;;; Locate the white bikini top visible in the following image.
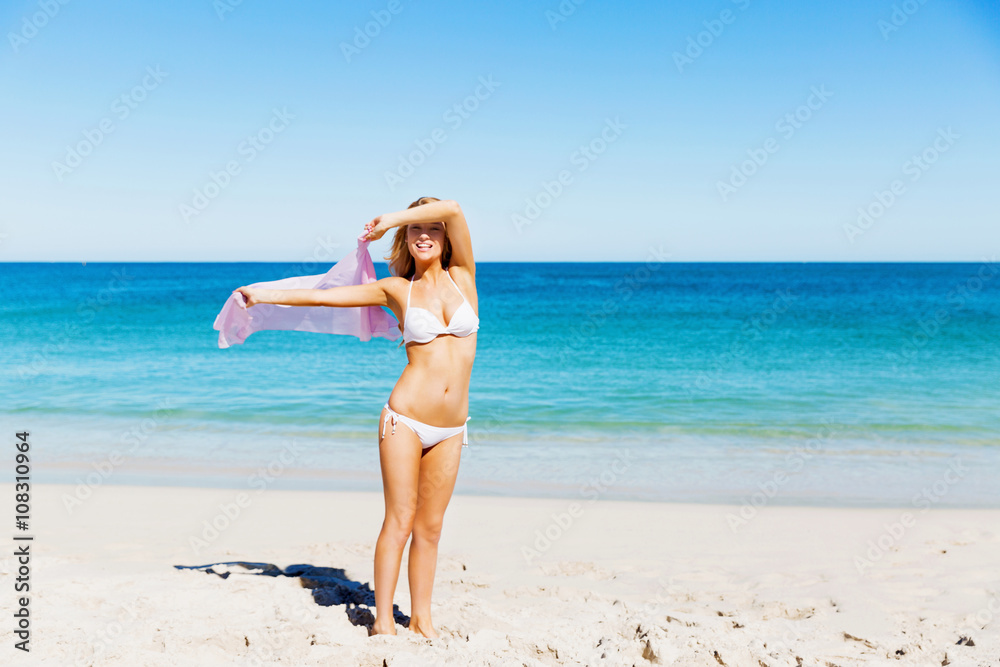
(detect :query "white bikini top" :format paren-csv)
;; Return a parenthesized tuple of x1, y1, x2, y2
(402, 271, 480, 345)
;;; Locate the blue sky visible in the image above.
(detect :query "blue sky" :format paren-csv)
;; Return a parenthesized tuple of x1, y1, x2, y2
(1, 0, 998, 261)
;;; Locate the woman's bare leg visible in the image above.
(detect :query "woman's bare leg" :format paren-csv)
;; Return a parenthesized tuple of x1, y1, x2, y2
(407, 433, 463, 638)
(371, 408, 421, 636)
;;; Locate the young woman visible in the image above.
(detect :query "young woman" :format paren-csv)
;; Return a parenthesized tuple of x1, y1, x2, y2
(234, 197, 478, 639)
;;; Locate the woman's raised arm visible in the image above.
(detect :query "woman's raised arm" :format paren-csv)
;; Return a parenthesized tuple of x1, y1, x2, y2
(367, 199, 475, 273)
(235, 278, 391, 309)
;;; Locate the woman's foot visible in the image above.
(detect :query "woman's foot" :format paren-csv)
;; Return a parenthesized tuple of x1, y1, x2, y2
(407, 616, 439, 639)
(369, 619, 397, 636)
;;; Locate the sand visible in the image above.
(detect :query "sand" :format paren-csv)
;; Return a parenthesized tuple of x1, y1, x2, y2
(1, 482, 997, 666)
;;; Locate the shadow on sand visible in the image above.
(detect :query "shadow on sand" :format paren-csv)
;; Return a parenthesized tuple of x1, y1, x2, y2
(173, 561, 409, 633)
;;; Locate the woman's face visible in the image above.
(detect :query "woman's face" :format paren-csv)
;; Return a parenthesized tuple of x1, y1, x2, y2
(406, 222, 446, 263)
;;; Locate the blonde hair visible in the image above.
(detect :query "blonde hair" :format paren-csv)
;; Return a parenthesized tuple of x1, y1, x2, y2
(384, 196, 453, 279)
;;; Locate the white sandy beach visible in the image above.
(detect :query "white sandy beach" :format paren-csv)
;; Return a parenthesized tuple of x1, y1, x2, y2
(1, 482, 997, 666)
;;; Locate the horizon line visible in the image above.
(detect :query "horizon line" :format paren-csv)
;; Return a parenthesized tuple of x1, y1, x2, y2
(1, 259, 997, 265)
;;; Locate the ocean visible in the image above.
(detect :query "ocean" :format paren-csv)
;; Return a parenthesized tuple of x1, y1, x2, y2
(2, 260, 998, 507)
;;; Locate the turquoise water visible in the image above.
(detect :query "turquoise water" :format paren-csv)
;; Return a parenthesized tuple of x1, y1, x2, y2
(2, 261, 998, 506)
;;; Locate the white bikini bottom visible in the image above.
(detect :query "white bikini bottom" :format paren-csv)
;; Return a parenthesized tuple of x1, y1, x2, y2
(382, 403, 469, 449)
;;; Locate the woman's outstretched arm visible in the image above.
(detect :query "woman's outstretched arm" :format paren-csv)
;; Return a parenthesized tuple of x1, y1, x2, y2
(366, 199, 475, 273)
(234, 278, 391, 309)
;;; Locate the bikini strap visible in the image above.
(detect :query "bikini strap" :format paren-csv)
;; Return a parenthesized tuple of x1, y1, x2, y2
(382, 405, 397, 438)
(445, 270, 468, 303)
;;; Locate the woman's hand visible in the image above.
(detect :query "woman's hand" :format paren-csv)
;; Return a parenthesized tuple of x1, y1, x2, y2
(364, 215, 389, 241)
(233, 286, 265, 308)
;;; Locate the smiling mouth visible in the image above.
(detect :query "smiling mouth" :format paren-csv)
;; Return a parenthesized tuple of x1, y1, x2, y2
(415, 242, 433, 250)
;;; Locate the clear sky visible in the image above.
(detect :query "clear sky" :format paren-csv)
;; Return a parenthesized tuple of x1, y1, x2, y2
(1, 0, 998, 262)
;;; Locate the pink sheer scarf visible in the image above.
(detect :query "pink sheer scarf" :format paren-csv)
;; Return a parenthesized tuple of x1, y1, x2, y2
(213, 234, 401, 348)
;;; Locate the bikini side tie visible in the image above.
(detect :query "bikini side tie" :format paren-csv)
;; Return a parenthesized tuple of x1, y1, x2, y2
(382, 410, 397, 438)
